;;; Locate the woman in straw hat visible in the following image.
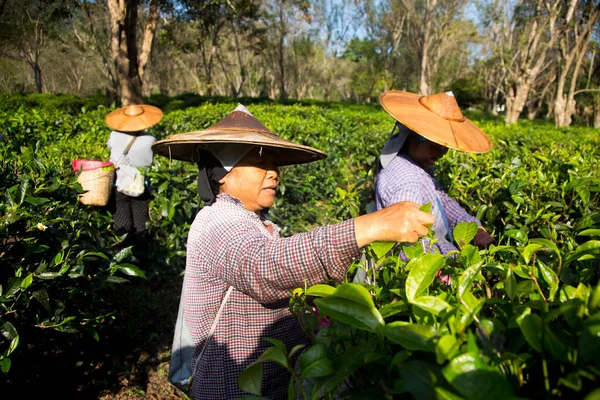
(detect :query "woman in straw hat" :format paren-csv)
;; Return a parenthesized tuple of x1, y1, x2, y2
(152, 105, 434, 399)
(105, 104, 163, 258)
(375, 90, 496, 256)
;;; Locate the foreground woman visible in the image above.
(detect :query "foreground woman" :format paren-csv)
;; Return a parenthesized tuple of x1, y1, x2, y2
(152, 105, 434, 399)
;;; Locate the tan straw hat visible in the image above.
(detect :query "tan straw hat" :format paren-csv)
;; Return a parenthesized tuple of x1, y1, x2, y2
(105, 104, 164, 132)
(379, 90, 492, 153)
(152, 105, 326, 166)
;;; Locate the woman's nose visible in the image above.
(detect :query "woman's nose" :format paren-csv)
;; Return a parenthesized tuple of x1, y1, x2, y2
(433, 143, 448, 156)
(267, 165, 280, 180)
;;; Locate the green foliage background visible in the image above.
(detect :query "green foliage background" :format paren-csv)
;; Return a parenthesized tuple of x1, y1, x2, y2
(0, 93, 598, 397)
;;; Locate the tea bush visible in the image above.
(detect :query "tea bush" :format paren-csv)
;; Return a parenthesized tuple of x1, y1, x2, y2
(236, 118, 600, 397)
(0, 96, 598, 399)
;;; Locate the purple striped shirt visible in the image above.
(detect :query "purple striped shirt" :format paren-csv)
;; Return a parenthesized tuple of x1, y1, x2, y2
(184, 194, 360, 399)
(375, 154, 480, 255)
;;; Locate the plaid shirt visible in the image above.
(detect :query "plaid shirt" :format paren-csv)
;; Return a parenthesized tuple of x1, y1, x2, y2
(375, 154, 480, 255)
(184, 194, 360, 399)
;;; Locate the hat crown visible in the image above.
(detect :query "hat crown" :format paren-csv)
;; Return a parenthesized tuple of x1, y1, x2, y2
(211, 111, 276, 135)
(418, 92, 465, 122)
(123, 105, 145, 117)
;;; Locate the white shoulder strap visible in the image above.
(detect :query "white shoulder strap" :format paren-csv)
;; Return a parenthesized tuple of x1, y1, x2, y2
(190, 286, 234, 377)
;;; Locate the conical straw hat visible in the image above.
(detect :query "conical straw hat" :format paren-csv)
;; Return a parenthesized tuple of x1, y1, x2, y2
(105, 104, 164, 132)
(152, 105, 326, 166)
(379, 91, 492, 153)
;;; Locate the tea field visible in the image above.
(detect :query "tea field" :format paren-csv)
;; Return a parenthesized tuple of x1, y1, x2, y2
(0, 94, 599, 398)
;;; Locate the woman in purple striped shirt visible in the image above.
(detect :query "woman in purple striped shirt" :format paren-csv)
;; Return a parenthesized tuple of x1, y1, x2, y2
(375, 90, 496, 255)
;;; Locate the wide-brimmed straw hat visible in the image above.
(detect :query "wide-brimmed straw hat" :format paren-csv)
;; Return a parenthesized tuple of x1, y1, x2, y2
(152, 105, 326, 166)
(105, 104, 164, 132)
(379, 91, 492, 153)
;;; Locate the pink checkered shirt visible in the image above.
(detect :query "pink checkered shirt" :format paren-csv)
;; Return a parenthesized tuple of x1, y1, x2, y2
(184, 194, 360, 399)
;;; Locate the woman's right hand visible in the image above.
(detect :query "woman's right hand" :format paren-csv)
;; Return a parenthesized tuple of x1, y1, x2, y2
(353, 201, 434, 248)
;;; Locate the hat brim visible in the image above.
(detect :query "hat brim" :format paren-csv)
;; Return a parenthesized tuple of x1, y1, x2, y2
(152, 129, 326, 166)
(105, 105, 164, 132)
(379, 91, 492, 153)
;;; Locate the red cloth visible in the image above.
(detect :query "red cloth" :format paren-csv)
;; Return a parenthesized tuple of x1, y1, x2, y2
(72, 159, 113, 172)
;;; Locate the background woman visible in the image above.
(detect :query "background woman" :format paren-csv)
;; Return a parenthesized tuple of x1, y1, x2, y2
(105, 104, 163, 260)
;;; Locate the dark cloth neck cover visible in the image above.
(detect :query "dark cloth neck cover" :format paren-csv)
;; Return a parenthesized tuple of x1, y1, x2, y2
(197, 149, 229, 206)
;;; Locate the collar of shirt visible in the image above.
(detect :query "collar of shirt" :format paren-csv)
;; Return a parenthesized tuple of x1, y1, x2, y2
(215, 193, 280, 236)
(397, 153, 439, 189)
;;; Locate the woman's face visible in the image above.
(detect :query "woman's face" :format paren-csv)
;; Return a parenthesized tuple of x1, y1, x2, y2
(406, 135, 449, 170)
(219, 147, 280, 214)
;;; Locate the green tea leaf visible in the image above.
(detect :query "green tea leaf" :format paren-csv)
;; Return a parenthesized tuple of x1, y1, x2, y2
(578, 229, 600, 237)
(38, 272, 61, 280)
(537, 262, 558, 301)
(113, 246, 133, 263)
(84, 251, 110, 260)
(505, 267, 517, 300)
(256, 346, 288, 369)
(436, 335, 459, 364)
(238, 362, 263, 396)
(0, 321, 18, 340)
(20, 274, 33, 290)
(305, 284, 335, 298)
(399, 360, 444, 399)
(299, 343, 333, 378)
(370, 241, 396, 260)
(412, 296, 450, 315)
(25, 196, 50, 206)
(379, 300, 409, 318)
(383, 322, 439, 352)
(453, 222, 479, 250)
(263, 338, 286, 354)
(116, 264, 147, 279)
(458, 262, 483, 299)
(504, 230, 527, 244)
(528, 238, 561, 260)
(517, 311, 542, 353)
(54, 251, 64, 266)
(522, 243, 543, 264)
(405, 254, 445, 301)
(314, 296, 383, 332)
(0, 357, 11, 373)
(105, 276, 130, 284)
(566, 240, 600, 263)
(578, 313, 600, 365)
(442, 353, 515, 400)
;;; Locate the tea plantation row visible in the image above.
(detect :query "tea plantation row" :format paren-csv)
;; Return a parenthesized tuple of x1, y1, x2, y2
(0, 96, 598, 398)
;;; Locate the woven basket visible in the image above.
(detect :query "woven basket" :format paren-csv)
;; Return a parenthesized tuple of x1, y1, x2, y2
(76, 165, 115, 206)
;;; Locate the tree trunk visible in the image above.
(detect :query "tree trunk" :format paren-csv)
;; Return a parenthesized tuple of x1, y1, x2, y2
(107, 0, 159, 106)
(527, 99, 537, 120)
(553, 1, 599, 127)
(231, 20, 246, 97)
(33, 62, 42, 93)
(503, 0, 560, 125)
(418, 0, 436, 95)
(277, 2, 287, 100)
(505, 80, 530, 124)
(594, 100, 600, 128)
